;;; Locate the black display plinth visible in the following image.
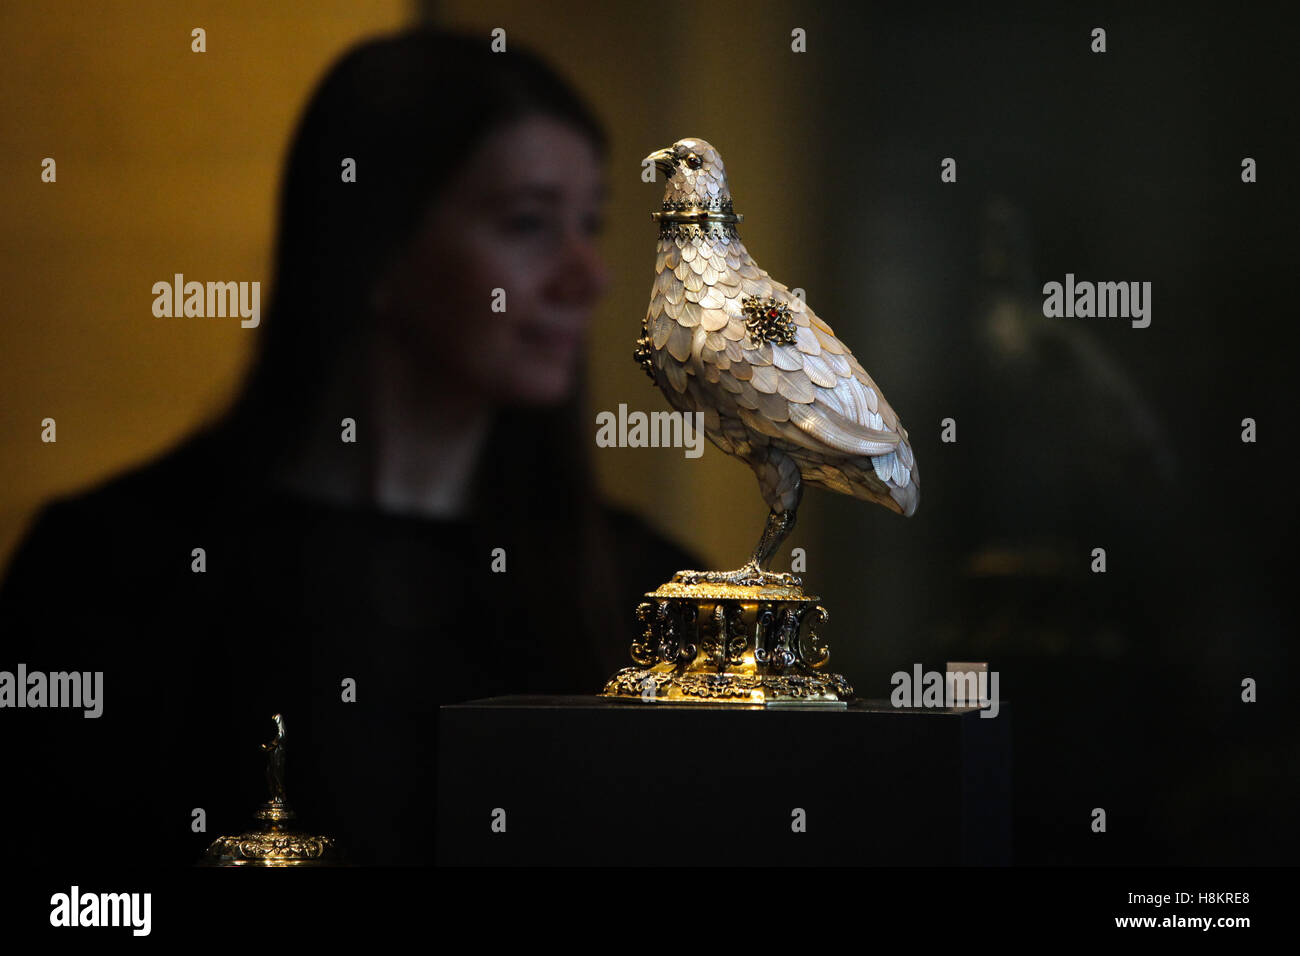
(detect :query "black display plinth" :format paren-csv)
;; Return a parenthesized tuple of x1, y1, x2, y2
(435, 695, 1011, 865)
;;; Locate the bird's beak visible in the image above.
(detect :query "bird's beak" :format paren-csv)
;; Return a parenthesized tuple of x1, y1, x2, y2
(643, 147, 676, 179)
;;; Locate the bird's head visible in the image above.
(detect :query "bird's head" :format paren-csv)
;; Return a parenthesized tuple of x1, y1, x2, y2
(643, 137, 731, 205)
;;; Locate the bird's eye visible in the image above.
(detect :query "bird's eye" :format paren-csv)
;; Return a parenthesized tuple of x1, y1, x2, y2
(686, 154, 702, 169)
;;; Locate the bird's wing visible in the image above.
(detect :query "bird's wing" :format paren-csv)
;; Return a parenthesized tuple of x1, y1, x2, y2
(695, 275, 911, 460)
(648, 234, 917, 512)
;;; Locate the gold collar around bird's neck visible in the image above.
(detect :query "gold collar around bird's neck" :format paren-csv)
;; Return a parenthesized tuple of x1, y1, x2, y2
(652, 197, 744, 241)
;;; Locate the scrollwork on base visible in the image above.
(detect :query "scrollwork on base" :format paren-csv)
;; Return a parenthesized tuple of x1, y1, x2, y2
(602, 667, 853, 703)
(203, 831, 338, 864)
(601, 580, 852, 705)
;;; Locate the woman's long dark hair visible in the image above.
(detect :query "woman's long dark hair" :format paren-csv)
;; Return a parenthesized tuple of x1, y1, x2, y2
(199, 27, 625, 686)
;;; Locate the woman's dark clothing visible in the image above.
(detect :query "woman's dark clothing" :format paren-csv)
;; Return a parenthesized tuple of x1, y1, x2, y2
(0, 433, 699, 864)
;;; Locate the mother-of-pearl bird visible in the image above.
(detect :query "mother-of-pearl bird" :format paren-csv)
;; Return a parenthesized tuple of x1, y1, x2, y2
(637, 137, 918, 587)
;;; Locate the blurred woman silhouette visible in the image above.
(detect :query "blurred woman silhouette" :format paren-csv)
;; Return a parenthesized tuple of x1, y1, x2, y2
(0, 27, 698, 864)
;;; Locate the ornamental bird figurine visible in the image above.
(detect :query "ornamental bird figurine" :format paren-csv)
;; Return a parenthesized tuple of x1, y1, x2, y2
(637, 137, 919, 588)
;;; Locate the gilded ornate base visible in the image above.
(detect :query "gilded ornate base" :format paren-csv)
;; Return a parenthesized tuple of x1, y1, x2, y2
(600, 580, 854, 706)
(198, 800, 340, 867)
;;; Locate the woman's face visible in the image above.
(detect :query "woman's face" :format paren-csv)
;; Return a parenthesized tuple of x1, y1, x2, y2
(376, 115, 610, 406)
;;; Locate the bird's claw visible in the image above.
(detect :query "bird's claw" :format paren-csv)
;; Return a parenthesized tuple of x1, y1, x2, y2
(672, 564, 802, 588)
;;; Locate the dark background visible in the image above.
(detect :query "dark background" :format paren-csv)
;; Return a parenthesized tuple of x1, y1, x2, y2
(800, 2, 1297, 864)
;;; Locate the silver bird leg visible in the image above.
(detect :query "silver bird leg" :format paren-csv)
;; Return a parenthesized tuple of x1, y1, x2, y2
(673, 506, 802, 587)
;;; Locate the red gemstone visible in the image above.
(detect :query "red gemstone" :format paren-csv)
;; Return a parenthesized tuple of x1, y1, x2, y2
(768, 308, 777, 318)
